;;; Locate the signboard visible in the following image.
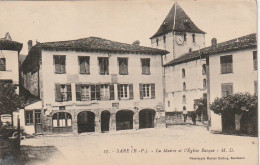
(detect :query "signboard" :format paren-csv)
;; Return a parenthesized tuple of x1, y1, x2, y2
(1, 114, 12, 125)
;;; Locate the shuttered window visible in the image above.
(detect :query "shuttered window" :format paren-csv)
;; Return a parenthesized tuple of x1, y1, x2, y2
(221, 83, 233, 97)
(54, 55, 66, 74)
(79, 56, 90, 74)
(220, 55, 233, 74)
(0, 58, 6, 71)
(141, 58, 150, 75)
(100, 84, 110, 100)
(117, 84, 133, 100)
(76, 84, 90, 101)
(139, 83, 155, 99)
(99, 57, 109, 75)
(109, 84, 114, 100)
(55, 84, 72, 102)
(253, 51, 257, 70)
(118, 58, 128, 75)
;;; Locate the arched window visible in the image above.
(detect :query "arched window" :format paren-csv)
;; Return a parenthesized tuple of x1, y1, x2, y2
(52, 112, 72, 127)
(184, 33, 187, 41)
(183, 106, 186, 111)
(202, 64, 206, 75)
(203, 79, 207, 88)
(182, 68, 185, 78)
(183, 82, 186, 91)
(182, 95, 186, 104)
(192, 34, 196, 43)
(156, 38, 159, 46)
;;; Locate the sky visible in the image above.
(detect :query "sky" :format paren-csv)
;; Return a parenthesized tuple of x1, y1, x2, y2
(0, 0, 257, 55)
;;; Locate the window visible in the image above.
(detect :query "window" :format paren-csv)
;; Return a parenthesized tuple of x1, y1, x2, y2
(163, 35, 166, 43)
(220, 55, 233, 74)
(52, 112, 72, 127)
(189, 48, 192, 52)
(254, 81, 257, 95)
(221, 83, 233, 97)
(141, 58, 150, 75)
(54, 55, 66, 74)
(35, 110, 41, 124)
(118, 58, 128, 75)
(25, 111, 33, 125)
(203, 79, 207, 88)
(55, 84, 72, 102)
(183, 106, 186, 110)
(0, 58, 6, 71)
(100, 84, 110, 100)
(168, 101, 170, 107)
(182, 95, 186, 104)
(156, 38, 159, 46)
(192, 34, 195, 43)
(203, 93, 207, 100)
(253, 51, 257, 70)
(76, 84, 91, 101)
(202, 64, 206, 75)
(183, 82, 186, 91)
(79, 56, 90, 74)
(99, 57, 109, 75)
(184, 33, 187, 41)
(182, 68, 185, 78)
(78, 84, 114, 101)
(118, 84, 133, 100)
(139, 83, 155, 99)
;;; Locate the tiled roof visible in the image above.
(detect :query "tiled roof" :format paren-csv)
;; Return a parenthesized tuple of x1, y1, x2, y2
(150, 3, 205, 39)
(35, 37, 169, 55)
(0, 38, 23, 53)
(164, 33, 257, 66)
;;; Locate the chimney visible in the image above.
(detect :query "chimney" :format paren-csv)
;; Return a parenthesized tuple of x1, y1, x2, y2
(28, 40, 33, 52)
(211, 38, 217, 47)
(133, 40, 140, 46)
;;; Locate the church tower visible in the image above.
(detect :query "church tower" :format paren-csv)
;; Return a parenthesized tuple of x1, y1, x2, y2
(150, 2, 206, 65)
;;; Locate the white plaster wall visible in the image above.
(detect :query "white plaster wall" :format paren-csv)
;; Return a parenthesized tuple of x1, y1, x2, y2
(13, 109, 35, 135)
(209, 48, 258, 131)
(151, 32, 205, 65)
(40, 50, 164, 112)
(164, 59, 206, 112)
(0, 50, 19, 85)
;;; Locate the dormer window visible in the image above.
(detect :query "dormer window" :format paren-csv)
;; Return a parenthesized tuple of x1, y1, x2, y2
(192, 34, 196, 43)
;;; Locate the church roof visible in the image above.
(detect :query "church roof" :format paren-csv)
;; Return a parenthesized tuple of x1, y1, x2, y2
(150, 3, 205, 39)
(36, 36, 169, 55)
(164, 33, 257, 66)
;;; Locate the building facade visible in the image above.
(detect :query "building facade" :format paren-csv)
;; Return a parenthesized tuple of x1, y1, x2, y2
(0, 32, 23, 93)
(150, 3, 206, 124)
(208, 33, 257, 132)
(20, 37, 168, 134)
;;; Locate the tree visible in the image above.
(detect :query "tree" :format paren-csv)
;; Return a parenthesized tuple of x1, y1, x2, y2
(210, 92, 257, 116)
(0, 82, 24, 115)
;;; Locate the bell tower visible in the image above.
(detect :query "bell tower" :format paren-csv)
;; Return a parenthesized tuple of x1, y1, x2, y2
(150, 2, 206, 65)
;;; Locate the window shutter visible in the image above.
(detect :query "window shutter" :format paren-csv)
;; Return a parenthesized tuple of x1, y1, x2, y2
(66, 84, 72, 101)
(76, 84, 81, 101)
(99, 58, 105, 75)
(79, 57, 86, 74)
(151, 83, 155, 99)
(96, 84, 101, 100)
(117, 84, 121, 100)
(55, 84, 62, 102)
(109, 84, 114, 100)
(125, 59, 128, 75)
(54, 56, 61, 74)
(61, 56, 66, 73)
(85, 57, 90, 74)
(139, 83, 143, 99)
(105, 58, 109, 75)
(129, 84, 134, 99)
(91, 85, 96, 100)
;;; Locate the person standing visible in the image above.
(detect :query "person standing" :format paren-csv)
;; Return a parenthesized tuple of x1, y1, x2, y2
(183, 106, 188, 123)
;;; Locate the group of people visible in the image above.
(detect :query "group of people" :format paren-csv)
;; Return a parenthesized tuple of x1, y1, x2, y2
(182, 103, 204, 125)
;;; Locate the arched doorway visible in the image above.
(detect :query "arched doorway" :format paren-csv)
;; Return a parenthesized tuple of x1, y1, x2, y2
(116, 110, 134, 131)
(101, 110, 111, 132)
(139, 109, 156, 129)
(77, 111, 95, 133)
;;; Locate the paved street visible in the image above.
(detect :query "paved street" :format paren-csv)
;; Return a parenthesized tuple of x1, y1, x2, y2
(21, 125, 258, 165)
